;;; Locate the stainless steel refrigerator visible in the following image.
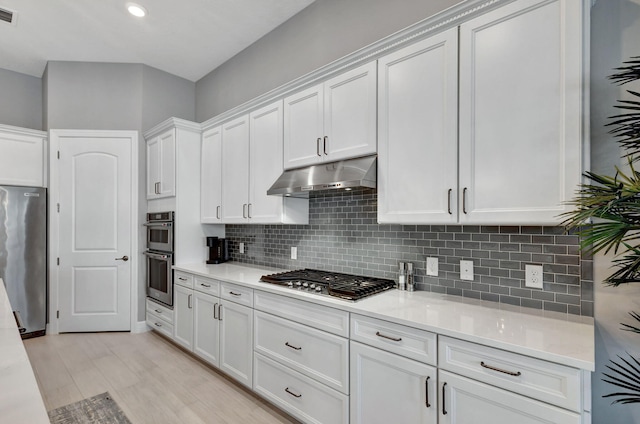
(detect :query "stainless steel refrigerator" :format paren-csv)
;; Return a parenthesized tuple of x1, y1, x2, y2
(0, 185, 47, 338)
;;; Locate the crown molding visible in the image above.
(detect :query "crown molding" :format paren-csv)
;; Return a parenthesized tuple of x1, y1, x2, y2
(143, 117, 202, 139)
(0, 123, 47, 138)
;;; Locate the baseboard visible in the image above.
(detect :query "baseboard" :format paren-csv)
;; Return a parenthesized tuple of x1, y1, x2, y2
(132, 320, 150, 334)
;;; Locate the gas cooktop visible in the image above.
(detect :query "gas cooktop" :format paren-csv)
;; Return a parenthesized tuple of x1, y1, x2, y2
(260, 269, 396, 301)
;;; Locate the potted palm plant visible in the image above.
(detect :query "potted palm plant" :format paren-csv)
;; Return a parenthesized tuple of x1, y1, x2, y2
(563, 56, 640, 404)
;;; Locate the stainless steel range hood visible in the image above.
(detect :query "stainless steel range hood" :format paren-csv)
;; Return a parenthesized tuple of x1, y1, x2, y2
(267, 155, 377, 197)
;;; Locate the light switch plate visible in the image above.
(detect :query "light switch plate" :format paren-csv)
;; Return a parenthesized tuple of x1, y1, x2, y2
(291, 246, 297, 260)
(426, 257, 439, 276)
(239, 242, 245, 254)
(525, 264, 544, 289)
(460, 260, 474, 281)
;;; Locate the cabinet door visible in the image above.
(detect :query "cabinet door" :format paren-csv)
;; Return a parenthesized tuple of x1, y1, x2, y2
(350, 341, 437, 424)
(193, 291, 220, 367)
(219, 300, 253, 388)
(0, 129, 45, 187)
(458, 0, 583, 224)
(146, 136, 161, 199)
(173, 285, 193, 351)
(221, 115, 250, 223)
(249, 101, 284, 223)
(324, 61, 377, 161)
(158, 129, 176, 197)
(377, 28, 459, 224)
(439, 371, 580, 424)
(283, 84, 324, 169)
(201, 126, 223, 223)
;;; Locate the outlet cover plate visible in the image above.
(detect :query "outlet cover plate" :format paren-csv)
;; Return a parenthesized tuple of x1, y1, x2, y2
(426, 257, 439, 276)
(525, 264, 543, 289)
(291, 246, 297, 260)
(460, 260, 474, 281)
(239, 242, 245, 254)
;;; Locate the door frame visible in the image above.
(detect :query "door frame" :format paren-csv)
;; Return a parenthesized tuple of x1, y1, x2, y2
(48, 129, 139, 334)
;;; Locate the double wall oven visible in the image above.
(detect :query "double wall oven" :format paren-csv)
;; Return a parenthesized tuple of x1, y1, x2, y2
(144, 211, 174, 307)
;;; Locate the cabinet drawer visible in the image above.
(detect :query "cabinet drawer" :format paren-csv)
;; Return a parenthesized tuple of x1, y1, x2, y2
(194, 276, 220, 297)
(439, 336, 582, 412)
(254, 353, 348, 424)
(220, 282, 253, 307)
(254, 311, 349, 394)
(174, 271, 194, 289)
(351, 314, 437, 366)
(146, 298, 173, 325)
(254, 290, 349, 337)
(146, 313, 174, 339)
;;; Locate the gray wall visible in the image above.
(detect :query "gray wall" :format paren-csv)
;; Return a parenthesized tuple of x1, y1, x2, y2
(0, 68, 43, 130)
(44, 61, 196, 322)
(195, 0, 462, 121)
(591, 1, 640, 422)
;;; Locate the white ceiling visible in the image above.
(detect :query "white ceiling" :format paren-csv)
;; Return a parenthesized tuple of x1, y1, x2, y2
(0, 0, 314, 82)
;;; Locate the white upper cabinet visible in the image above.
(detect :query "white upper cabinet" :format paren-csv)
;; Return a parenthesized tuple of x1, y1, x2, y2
(377, 27, 459, 224)
(458, 0, 583, 224)
(200, 126, 223, 223)
(146, 128, 176, 199)
(221, 115, 250, 223)
(284, 61, 377, 169)
(0, 124, 47, 188)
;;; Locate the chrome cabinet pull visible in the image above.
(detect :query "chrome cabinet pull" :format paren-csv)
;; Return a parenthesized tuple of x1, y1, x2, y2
(462, 187, 468, 214)
(285, 342, 302, 351)
(216, 205, 221, 219)
(115, 255, 129, 261)
(229, 291, 241, 297)
(376, 331, 402, 342)
(316, 138, 322, 156)
(213, 303, 218, 320)
(188, 294, 192, 309)
(425, 376, 431, 408)
(480, 361, 522, 377)
(200, 283, 211, 288)
(154, 309, 162, 314)
(442, 382, 447, 415)
(323, 136, 328, 155)
(447, 189, 452, 215)
(243, 204, 247, 218)
(154, 322, 162, 327)
(178, 277, 187, 281)
(285, 387, 302, 398)
(248, 203, 252, 218)
(218, 304, 222, 321)
(155, 182, 160, 194)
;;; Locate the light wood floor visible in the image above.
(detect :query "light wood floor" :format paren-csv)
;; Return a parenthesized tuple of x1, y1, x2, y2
(23, 331, 299, 424)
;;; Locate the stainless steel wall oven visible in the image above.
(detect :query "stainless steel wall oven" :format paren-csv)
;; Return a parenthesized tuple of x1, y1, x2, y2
(144, 211, 174, 307)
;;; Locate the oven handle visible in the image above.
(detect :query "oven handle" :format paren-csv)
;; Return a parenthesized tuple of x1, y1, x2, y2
(143, 222, 173, 227)
(143, 251, 171, 260)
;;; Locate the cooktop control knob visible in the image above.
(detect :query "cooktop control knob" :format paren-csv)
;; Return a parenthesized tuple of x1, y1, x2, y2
(302, 282, 309, 288)
(287, 282, 293, 287)
(309, 283, 316, 289)
(315, 286, 322, 292)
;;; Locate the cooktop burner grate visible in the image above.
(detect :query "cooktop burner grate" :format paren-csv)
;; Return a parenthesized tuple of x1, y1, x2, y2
(260, 269, 396, 301)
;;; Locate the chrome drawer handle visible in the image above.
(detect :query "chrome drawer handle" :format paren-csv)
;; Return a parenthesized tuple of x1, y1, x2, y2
(480, 361, 522, 377)
(200, 283, 211, 288)
(425, 376, 431, 408)
(285, 342, 302, 351)
(376, 331, 402, 342)
(442, 382, 447, 415)
(229, 291, 241, 296)
(178, 277, 187, 281)
(154, 322, 162, 327)
(285, 387, 302, 398)
(154, 309, 162, 314)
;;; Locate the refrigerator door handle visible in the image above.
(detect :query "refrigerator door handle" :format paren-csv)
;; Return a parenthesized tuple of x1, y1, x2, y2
(13, 311, 26, 334)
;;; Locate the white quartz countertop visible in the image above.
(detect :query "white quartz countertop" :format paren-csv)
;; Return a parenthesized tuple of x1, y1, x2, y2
(174, 262, 595, 371)
(0, 279, 49, 423)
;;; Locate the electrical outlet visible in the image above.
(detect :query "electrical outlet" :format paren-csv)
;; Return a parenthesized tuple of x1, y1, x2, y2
(525, 264, 544, 289)
(426, 257, 439, 276)
(239, 242, 244, 254)
(460, 260, 474, 281)
(291, 246, 297, 260)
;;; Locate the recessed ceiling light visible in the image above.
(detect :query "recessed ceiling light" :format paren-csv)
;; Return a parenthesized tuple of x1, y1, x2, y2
(126, 3, 147, 17)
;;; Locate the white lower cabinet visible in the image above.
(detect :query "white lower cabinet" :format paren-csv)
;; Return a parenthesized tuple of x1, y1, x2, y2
(439, 371, 580, 424)
(173, 284, 194, 350)
(219, 298, 253, 387)
(350, 341, 437, 424)
(145, 298, 174, 339)
(193, 290, 220, 366)
(254, 353, 349, 424)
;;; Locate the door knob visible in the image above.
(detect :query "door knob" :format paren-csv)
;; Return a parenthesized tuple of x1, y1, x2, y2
(116, 255, 129, 261)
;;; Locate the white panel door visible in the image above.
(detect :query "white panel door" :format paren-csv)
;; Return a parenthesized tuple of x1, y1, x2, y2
(350, 341, 437, 424)
(173, 284, 194, 350)
(439, 371, 580, 424)
(283, 84, 324, 169)
(324, 61, 377, 161)
(458, 0, 583, 224)
(249, 100, 284, 223)
(193, 291, 220, 366)
(221, 115, 250, 223)
(219, 299, 253, 388)
(57, 133, 133, 332)
(378, 28, 459, 224)
(201, 126, 223, 223)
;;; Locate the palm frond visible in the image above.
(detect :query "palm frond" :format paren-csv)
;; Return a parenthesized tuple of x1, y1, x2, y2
(621, 311, 640, 333)
(603, 354, 640, 404)
(610, 57, 640, 85)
